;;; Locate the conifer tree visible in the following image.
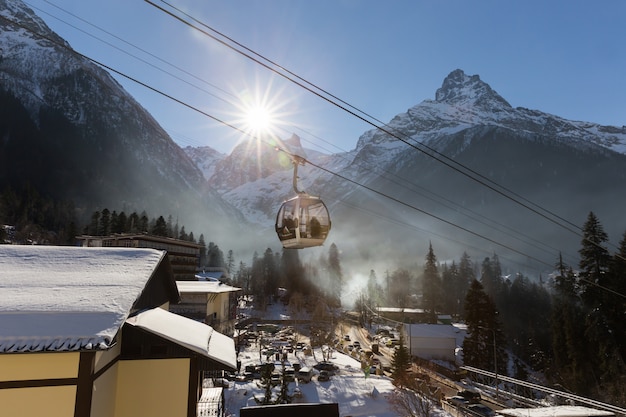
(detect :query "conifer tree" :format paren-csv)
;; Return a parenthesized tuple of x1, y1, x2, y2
(422, 242, 441, 316)
(151, 215, 167, 236)
(391, 332, 411, 386)
(462, 280, 507, 375)
(328, 243, 343, 307)
(608, 231, 626, 361)
(198, 234, 207, 266)
(578, 212, 611, 307)
(98, 208, 111, 236)
(457, 252, 475, 318)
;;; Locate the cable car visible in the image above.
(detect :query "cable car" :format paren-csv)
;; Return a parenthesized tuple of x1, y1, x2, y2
(275, 156, 331, 249)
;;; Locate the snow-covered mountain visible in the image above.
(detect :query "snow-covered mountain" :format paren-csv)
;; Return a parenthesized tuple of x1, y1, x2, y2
(3, 0, 626, 270)
(192, 70, 626, 270)
(0, 0, 244, 243)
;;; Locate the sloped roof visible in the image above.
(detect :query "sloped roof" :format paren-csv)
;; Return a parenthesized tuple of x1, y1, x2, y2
(126, 308, 236, 369)
(0, 245, 166, 353)
(176, 280, 241, 294)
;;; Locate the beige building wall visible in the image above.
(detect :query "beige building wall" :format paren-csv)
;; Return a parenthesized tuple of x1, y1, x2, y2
(0, 351, 79, 380)
(115, 358, 190, 417)
(92, 362, 119, 417)
(0, 352, 80, 417)
(0, 385, 77, 417)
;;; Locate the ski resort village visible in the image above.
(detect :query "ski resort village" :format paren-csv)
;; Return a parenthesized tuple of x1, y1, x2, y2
(1, 241, 623, 417)
(2, 1, 626, 417)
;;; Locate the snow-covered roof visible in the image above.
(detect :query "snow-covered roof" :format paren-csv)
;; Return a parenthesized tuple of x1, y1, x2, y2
(126, 308, 236, 369)
(196, 271, 225, 280)
(177, 280, 241, 294)
(499, 406, 614, 417)
(377, 307, 425, 314)
(405, 323, 459, 339)
(0, 245, 166, 353)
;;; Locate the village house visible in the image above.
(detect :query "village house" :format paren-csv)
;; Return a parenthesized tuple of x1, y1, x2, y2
(0, 245, 236, 417)
(171, 279, 242, 336)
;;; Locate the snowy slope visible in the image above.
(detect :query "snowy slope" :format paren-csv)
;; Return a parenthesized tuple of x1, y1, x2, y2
(193, 69, 626, 233)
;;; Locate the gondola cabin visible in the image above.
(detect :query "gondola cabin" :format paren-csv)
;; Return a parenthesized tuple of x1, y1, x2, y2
(276, 194, 331, 249)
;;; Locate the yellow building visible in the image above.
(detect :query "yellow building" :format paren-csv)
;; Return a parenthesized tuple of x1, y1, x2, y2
(0, 245, 236, 417)
(171, 280, 242, 336)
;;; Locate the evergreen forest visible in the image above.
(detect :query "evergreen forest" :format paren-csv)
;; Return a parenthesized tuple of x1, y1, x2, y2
(1, 187, 625, 405)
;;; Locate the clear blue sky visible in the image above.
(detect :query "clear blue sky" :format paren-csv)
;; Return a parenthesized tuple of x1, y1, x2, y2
(25, 0, 626, 155)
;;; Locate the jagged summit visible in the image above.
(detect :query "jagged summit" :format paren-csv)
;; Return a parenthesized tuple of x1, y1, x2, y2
(435, 69, 511, 110)
(0, 0, 69, 48)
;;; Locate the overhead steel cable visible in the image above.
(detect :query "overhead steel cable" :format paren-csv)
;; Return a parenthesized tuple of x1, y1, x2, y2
(274, 148, 554, 268)
(21, 1, 575, 264)
(0, 13, 554, 267)
(4, 13, 623, 299)
(31, 0, 605, 264)
(149, 0, 626, 261)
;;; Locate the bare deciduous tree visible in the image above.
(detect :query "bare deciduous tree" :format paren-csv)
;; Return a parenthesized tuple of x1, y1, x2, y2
(388, 386, 434, 417)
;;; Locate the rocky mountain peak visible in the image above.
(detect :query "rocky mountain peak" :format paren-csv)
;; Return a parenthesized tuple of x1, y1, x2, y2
(0, 0, 69, 48)
(435, 69, 511, 110)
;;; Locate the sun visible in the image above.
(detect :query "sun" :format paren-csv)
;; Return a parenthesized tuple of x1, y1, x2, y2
(245, 105, 275, 134)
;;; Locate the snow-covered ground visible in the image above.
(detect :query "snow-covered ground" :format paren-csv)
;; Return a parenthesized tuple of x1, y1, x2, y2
(224, 345, 400, 416)
(221, 301, 452, 417)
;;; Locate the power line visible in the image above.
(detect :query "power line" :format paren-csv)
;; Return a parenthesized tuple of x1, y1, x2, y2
(22, 0, 587, 266)
(0, 12, 553, 267)
(147, 0, 626, 263)
(4, 12, 624, 299)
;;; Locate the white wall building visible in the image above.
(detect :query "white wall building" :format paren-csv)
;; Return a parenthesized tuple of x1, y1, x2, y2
(403, 323, 458, 362)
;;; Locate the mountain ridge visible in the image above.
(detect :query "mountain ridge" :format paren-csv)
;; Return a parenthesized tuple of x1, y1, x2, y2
(0, 0, 246, 247)
(3, 0, 626, 272)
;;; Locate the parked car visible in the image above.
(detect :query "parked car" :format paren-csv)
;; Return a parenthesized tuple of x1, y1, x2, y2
(467, 404, 495, 417)
(344, 334, 350, 341)
(353, 341, 360, 348)
(447, 396, 469, 407)
(284, 367, 295, 382)
(296, 366, 313, 383)
(313, 362, 339, 374)
(318, 370, 330, 382)
(270, 372, 281, 386)
(457, 389, 481, 403)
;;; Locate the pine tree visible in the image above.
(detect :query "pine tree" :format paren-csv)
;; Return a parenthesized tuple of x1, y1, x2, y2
(98, 208, 111, 236)
(389, 269, 413, 308)
(89, 210, 100, 235)
(550, 255, 589, 394)
(226, 250, 235, 275)
(457, 252, 475, 319)
(151, 215, 168, 236)
(115, 211, 127, 233)
(391, 332, 411, 386)
(328, 243, 343, 307)
(578, 211, 610, 307)
(480, 255, 503, 300)
(462, 280, 507, 375)
(422, 242, 441, 316)
(198, 234, 207, 266)
(608, 231, 626, 362)
(441, 261, 460, 315)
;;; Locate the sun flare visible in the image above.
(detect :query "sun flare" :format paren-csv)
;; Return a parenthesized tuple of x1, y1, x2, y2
(245, 105, 274, 133)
